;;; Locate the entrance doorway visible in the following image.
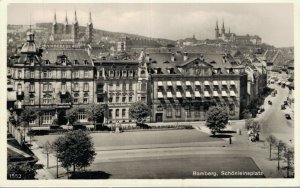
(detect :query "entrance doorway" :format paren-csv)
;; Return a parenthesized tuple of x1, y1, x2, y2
(155, 113, 163, 122)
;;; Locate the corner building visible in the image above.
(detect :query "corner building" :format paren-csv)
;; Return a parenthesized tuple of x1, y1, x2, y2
(146, 52, 248, 122)
(8, 32, 94, 127)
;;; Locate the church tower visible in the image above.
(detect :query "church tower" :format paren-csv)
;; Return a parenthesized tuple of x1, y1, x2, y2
(215, 20, 219, 39)
(86, 11, 93, 43)
(72, 10, 79, 43)
(64, 12, 70, 34)
(221, 19, 226, 35)
(52, 11, 58, 35)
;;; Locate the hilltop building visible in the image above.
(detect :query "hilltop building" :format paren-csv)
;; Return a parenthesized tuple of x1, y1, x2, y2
(45, 10, 94, 49)
(215, 20, 262, 45)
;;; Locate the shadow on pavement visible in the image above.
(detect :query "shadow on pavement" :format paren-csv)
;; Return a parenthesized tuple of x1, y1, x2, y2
(219, 130, 236, 134)
(210, 134, 232, 138)
(69, 171, 111, 179)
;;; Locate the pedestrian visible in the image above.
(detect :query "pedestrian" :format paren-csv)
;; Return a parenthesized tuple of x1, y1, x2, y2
(229, 137, 232, 144)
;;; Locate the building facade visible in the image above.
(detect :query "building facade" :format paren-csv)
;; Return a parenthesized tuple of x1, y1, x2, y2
(8, 32, 94, 127)
(93, 51, 149, 124)
(146, 52, 248, 122)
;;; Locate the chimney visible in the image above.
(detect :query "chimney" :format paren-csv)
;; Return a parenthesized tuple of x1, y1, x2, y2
(183, 52, 188, 61)
(171, 53, 175, 62)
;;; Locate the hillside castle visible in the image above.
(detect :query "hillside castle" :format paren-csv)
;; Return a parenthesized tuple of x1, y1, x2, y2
(215, 20, 262, 45)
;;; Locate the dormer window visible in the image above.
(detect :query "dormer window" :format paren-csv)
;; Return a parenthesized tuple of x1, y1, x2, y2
(30, 59, 34, 66)
(45, 60, 50, 65)
(84, 60, 89, 65)
(74, 60, 79, 65)
(62, 59, 66, 66)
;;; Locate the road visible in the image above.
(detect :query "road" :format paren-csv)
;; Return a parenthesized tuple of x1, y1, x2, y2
(258, 83, 294, 146)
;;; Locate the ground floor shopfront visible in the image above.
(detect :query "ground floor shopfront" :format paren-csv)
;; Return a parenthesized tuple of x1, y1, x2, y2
(151, 98, 240, 123)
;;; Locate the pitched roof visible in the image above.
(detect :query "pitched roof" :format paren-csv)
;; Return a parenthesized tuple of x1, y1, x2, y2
(147, 52, 243, 75)
(42, 49, 93, 66)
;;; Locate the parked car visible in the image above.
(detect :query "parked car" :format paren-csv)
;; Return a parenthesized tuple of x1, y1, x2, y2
(284, 101, 288, 105)
(268, 100, 272, 105)
(285, 114, 291, 120)
(281, 105, 286, 110)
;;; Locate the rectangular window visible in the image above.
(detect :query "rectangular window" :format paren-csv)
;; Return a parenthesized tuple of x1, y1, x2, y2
(75, 71, 80, 78)
(109, 97, 113, 103)
(122, 83, 126, 91)
(116, 83, 120, 90)
(30, 71, 35, 79)
(83, 97, 88, 104)
(166, 105, 172, 117)
(30, 98, 34, 105)
(109, 83, 113, 90)
(42, 112, 52, 124)
(122, 96, 126, 103)
(176, 105, 181, 117)
(78, 111, 87, 122)
(29, 84, 35, 92)
(74, 83, 79, 91)
(43, 96, 51, 104)
(43, 84, 47, 91)
(84, 83, 89, 91)
(116, 96, 120, 103)
(48, 84, 52, 91)
(61, 83, 66, 91)
(73, 98, 78, 104)
(129, 96, 132, 102)
(18, 70, 22, 78)
(129, 83, 133, 90)
(122, 109, 126, 117)
(109, 109, 113, 118)
(62, 71, 67, 78)
(116, 109, 120, 117)
(84, 71, 89, 78)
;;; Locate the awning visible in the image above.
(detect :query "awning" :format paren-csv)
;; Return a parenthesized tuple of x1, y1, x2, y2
(195, 91, 201, 98)
(167, 91, 173, 98)
(213, 81, 219, 85)
(195, 81, 201, 86)
(222, 81, 227, 85)
(185, 91, 192, 98)
(176, 91, 182, 98)
(167, 81, 172, 86)
(230, 81, 235, 85)
(213, 91, 219, 97)
(157, 92, 163, 98)
(204, 91, 210, 97)
(230, 90, 236, 97)
(222, 90, 228, 97)
(204, 81, 210, 86)
(158, 81, 163, 87)
(7, 91, 17, 101)
(176, 81, 182, 86)
(185, 81, 191, 86)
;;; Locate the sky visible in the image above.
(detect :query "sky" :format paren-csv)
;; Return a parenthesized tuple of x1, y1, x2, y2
(7, 3, 294, 47)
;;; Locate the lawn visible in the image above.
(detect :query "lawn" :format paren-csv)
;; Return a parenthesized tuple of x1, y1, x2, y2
(34, 129, 222, 148)
(77, 155, 264, 179)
